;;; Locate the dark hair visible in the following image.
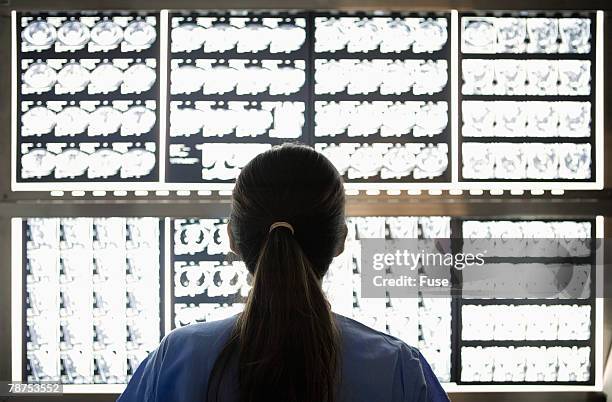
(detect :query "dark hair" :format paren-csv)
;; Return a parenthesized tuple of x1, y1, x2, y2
(207, 144, 346, 402)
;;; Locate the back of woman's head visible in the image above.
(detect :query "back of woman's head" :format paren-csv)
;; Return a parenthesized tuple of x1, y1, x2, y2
(208, 144, 346, 402)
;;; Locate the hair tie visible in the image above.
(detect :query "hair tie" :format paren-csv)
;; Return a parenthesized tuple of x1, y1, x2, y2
(269, 221, 294, 234)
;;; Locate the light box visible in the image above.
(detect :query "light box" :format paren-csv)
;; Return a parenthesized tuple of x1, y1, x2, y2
(12, 9, 602, 194)
(11, 216, 602, 393)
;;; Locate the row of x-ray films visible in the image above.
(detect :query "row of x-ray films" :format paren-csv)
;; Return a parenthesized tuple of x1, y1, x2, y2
(463, 101, 590, 138)
(21, 15, 157, 52)
(462, 143, 591, 180)
(461, 263, 591, 300)
(315, 101, 447, 138)
(25, 218, 161, 384)
(462, 346, 590, 382)
(21, 14, 589, 56)
(22, 101, 157, 137)
(315, 59, 447, 96)
(462, 305, 591, 341)
(315, 143, 448, 180)
(462, 220, 592, 257)
(20, 143, 157, 180)
(21, 59, 157, 95)
(462, 17, 591, 54)
(171, 16, 306, 54)
(172, 217, 453, 381)
(170, 60, 306, 96)
(462, 59, 591, 96)
(175, 260, 250, 299)
(170, 102, 304, 139)
(315, 17, 447, 54)
(173, 218, 229, 256)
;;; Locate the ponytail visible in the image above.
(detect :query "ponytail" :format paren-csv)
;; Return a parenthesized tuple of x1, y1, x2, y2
(208, 225, 340, 402)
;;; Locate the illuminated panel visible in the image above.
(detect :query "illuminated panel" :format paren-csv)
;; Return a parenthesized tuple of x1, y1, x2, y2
(313, 13, 452, 189)
(22, 218, 162, 384)
(170, 216, 452, 382)
(16, 215, 601, 389)
(458, 219, 595, 384)
(13, 12, 161, 192)
(459, 13, 599, 189)
(171, 218, 248, 325)
(166, 12, 308, 186)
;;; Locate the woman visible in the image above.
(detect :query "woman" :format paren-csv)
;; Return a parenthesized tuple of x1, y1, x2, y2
(118, 144, 450, 402)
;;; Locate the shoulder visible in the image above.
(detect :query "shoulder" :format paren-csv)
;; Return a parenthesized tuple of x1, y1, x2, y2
(335, 314, 445, 401)
(335, 314, 419, 354)
(167, 315, 238, 342)
(335, 313, 423, 369)
(117, 316, 239, 402)
(161, 315, 238, 359)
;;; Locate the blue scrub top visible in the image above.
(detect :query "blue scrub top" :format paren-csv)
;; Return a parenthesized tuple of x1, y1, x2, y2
(117, 314, 450, 402)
